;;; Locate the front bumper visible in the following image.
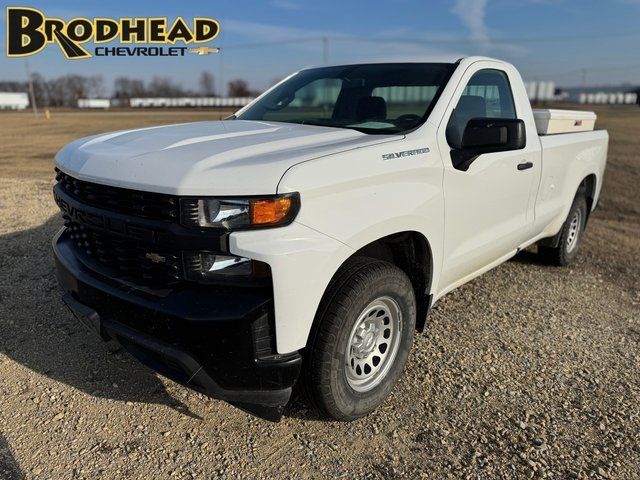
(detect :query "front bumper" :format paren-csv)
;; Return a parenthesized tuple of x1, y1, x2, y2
(53, 228, 301, 421)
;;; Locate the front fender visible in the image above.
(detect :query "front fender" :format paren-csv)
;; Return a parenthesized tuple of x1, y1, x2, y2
(241, 132, 444, 353)
(229, 222, 355, 354)
(278, 134, 445, 298)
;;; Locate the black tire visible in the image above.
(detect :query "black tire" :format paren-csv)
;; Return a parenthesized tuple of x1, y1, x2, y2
(538, 194, 588, 266)
(301, 257, 416, 421)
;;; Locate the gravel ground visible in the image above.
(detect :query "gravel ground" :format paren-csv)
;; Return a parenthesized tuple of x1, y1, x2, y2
(0, 108, 638, 479)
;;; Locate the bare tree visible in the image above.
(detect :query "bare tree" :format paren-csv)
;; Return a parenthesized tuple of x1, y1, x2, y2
(64, 75, 91, 105)
(113, 77, 147, 98)
(30, 73, 49, 106)
(147, 76, 187, 97)
(227, 79, 251, 97)
(199, 71, 215, 96)
(86, 76, 105, 98)
(0, 72, 262, 106)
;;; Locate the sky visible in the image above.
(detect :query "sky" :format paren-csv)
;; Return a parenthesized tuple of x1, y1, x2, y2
(1, 0, 639, 95)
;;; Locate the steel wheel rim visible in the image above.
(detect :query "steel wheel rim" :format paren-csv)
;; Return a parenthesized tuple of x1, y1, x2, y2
(566, 209, 582, 253)
(344, 296, 403, 393)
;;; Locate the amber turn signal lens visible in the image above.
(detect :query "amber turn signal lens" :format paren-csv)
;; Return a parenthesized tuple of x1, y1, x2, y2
(251, 197, 293, 225)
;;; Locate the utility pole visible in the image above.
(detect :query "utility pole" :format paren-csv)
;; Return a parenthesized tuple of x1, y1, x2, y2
(25, 60, 38, 117)
(580, 68, 587, 89)
(322, 36, 329, 65)
(219, 49, 225, 97)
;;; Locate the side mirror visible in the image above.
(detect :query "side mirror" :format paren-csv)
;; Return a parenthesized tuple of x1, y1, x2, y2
(462, 117, 526, 151)
(452, 118, 526, 171)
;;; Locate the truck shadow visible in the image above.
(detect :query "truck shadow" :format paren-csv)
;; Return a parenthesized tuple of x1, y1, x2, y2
(510, 248, 540, 265)
(0, 434, 24, 480)
(0, 215, 200, 419)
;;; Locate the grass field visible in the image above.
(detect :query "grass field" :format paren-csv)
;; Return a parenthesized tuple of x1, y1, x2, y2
(0, 107, 638, 479)
(0, 109, 235, 178)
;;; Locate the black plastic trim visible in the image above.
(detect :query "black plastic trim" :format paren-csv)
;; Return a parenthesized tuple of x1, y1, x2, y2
(53, 229, 302, 421)
(416, 294, 433, 332)
(54, 183, 229, 252)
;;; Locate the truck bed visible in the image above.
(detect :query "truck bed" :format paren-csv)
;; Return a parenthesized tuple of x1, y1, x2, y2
(535, 129, 609, 237)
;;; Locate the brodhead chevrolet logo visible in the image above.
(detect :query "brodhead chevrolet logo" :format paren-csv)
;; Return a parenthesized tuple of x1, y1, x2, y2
(5, 7, 220, 59)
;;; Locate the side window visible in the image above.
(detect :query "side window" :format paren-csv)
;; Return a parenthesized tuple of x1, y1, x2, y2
(446, 69, 516, 149)
(262, 78, 342, 122)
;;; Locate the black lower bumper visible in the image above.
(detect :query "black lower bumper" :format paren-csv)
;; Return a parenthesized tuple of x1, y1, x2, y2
(53, 228, 301, 421)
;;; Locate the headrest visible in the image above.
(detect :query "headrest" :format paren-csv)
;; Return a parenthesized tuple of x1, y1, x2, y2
(456, 95, 486, 118)
(356, 96, 387, 121)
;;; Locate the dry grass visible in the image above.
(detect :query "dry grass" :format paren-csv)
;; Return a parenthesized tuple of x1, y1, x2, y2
(0, 109, 235, 178)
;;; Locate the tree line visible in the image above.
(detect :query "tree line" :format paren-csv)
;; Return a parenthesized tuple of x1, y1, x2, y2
(0, 71, 259, 108)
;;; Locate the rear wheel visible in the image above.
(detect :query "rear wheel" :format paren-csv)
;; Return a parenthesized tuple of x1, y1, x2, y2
(538, 194, 588, 266)
(301, 258, 416, 421)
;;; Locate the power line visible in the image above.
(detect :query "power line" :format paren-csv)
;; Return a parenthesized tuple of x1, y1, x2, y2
(338, 30, 640, 45)
(223, 37, 323, 49)
(550, 63, 640, 78)
(322, 36, 329, 65)
(221, 30, 639, 50)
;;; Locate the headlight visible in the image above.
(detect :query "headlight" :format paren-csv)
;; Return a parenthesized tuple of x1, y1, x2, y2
(183, 251, 270, 283)
(180, 193, 300, 230)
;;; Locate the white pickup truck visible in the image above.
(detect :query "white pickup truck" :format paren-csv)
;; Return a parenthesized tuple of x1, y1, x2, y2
(53, 56, 608, 421)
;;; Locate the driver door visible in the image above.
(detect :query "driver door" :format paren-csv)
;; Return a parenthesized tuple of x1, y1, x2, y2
(438, 67, 539, 290)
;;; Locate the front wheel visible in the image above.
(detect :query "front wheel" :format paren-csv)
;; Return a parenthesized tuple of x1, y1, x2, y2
(301, 258, 416, 421)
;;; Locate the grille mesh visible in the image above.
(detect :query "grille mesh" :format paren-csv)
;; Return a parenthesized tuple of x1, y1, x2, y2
(55, 169, 179, 222)
(179, 199, 200, 227)
(65, 221, 183, 286)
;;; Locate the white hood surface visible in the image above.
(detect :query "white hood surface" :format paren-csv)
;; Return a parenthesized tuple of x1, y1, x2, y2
(55, 120, 401, 196)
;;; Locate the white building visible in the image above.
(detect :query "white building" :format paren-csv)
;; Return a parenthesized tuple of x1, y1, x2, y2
(578, 92, 638, 105)
(0, 92, 29, 110)
(129, 97, 254, 108)
(78, 98, 111, 109)
(523, 81, 556, 103)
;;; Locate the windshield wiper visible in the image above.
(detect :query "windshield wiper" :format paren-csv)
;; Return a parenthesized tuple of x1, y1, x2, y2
(298, 120, 372, 133)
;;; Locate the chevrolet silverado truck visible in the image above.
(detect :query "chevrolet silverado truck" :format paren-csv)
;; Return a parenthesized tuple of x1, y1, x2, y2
(53, 56, 608, 421)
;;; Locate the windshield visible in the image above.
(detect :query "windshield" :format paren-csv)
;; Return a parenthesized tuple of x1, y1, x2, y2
(236, 63, 455, 134)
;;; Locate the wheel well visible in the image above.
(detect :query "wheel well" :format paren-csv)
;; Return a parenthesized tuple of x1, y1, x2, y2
(539, 173, 598, 248)
(352, 231, 433, 331)
(581, 173, 597, 220)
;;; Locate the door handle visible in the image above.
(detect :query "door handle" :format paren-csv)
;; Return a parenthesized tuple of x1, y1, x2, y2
(517, 161, 533, 171)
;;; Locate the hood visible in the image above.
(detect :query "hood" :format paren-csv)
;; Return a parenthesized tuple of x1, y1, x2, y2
(55, 120, 402, 196)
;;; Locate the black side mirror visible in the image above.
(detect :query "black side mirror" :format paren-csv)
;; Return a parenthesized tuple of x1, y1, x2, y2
(452, 118, 526, 171)
(462, 117, 526, 150)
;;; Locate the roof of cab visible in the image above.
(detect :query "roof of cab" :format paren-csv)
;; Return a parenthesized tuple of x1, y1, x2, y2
(298, 56, 510, 71)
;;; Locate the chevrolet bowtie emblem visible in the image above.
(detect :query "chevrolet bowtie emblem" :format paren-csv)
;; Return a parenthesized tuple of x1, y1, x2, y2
(189, 46, 220, 55)
(145, 253, 166, 263)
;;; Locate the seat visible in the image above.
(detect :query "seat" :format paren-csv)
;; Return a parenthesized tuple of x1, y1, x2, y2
(356, 96, 387, 122)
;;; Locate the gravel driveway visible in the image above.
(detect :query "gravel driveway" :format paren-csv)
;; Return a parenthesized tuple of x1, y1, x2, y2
(0, 108, 638, 479)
